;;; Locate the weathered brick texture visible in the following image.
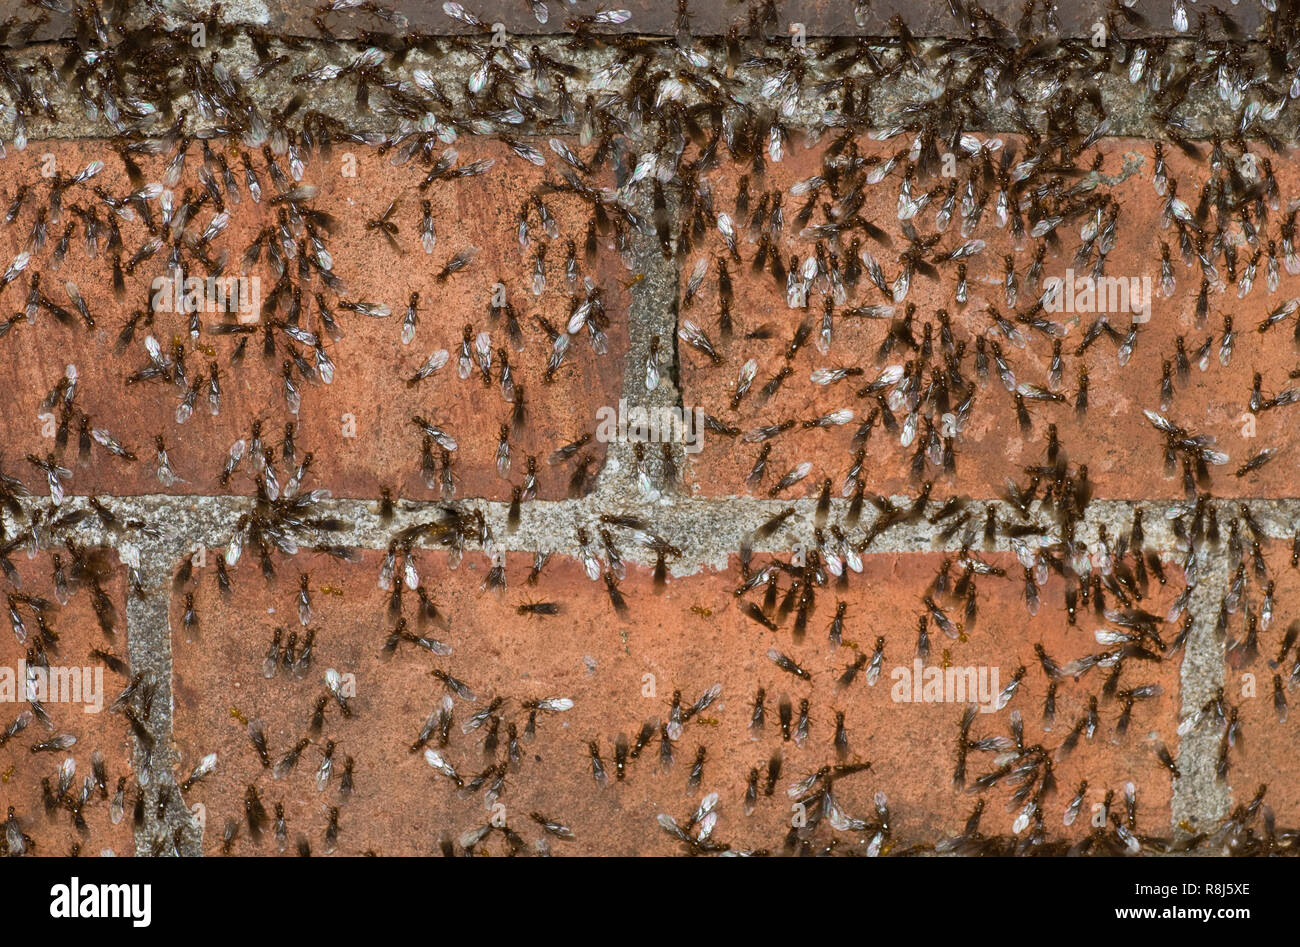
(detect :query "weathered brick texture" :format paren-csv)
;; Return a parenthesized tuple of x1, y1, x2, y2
(169, 548, 1183, 854)
(0, 139, 626, 503)
(0, 552, 133, 857)
(1, 0, 1297, 860)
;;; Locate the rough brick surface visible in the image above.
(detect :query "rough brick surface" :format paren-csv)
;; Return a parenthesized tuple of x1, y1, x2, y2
(675, 136, 1300, 501)
(1216, 539, 1300, 830)
(3, 0, 1299, 864)
(170, 545, 1183, 854)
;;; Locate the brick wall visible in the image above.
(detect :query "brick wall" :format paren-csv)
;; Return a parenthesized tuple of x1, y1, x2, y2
(0, 0, 1297, 856)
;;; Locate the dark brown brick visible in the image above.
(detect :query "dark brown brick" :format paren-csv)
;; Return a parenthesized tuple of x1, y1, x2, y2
(0, 549, 134, 857)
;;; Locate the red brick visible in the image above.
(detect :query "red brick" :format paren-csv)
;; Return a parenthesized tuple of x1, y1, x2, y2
(677, 136, 1300, 501)
(0, 138, 627, 502)
(266, 0, 1259, 39)
(0, 549, 134, 857)
(1216, 539, 1300, 832)
(170, 543, 1183, 855)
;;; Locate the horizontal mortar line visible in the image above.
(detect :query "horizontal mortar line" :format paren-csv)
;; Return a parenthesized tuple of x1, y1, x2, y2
(0, 32, 1278, 52)
(122, 552, 193, 856)
(8, 492, 1293, 573)
(9, 11, 1267, 44)
(599, 190, 686, 495)
(4, 118, 1280, 147)
(165, 30, 1258, 44)
(10, 130, 1220, 152)
(28, 0, 1266, 43)
(0, 35, 1288, 143)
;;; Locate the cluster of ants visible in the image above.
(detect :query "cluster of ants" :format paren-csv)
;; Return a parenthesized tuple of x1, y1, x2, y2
(0, 0, 1299, 855)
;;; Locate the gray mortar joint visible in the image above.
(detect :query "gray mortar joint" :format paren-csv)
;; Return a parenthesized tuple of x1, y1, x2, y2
(3, 30, 1282, 851)
(11, 487, 1261, 851)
